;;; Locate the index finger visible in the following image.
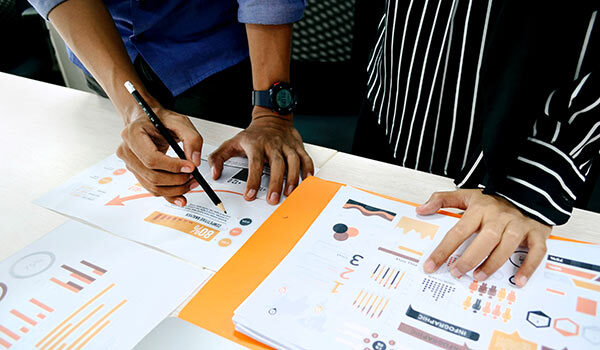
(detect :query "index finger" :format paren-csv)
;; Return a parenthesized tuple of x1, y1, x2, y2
(128, 128, 195, 174)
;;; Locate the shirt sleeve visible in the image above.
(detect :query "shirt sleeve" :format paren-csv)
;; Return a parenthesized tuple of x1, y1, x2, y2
(27, 0, 68, 20)
(487, 71, 599, 225)
(237, 0, 305, 25)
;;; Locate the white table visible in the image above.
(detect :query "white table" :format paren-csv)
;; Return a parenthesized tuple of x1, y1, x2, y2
(1, 72, 599, 349)
(0, 72, 336, 261)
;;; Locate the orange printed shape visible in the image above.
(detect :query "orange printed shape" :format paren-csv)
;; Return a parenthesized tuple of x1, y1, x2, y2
(489, 330, 536, 350)
(144, 211, 219, 241)
(576, 297, 597, 316)
(178, 177, 343, 349)
(395, 217, 439, 240)
(573, 279, 600, 292)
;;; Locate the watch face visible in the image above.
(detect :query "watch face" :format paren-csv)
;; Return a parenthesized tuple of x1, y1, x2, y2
(275, 89, 293, 108)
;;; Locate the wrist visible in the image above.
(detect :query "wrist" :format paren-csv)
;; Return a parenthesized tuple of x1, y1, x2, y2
(252, 106, 293, 123)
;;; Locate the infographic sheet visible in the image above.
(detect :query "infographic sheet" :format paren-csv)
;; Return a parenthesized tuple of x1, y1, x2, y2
(36, 145, 277, 271)
(0, 221, 210, 350)
(234, 186, 600, 349)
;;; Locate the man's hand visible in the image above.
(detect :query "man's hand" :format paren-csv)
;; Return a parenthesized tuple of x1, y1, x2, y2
(117, 107, 204, 207)
(209, 115, 314, 205)
(417, 189, 551, 287)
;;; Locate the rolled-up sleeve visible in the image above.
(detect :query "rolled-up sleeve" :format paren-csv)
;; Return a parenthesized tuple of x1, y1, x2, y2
(238, 0, 305, 25)
(28, 0, 68, 20)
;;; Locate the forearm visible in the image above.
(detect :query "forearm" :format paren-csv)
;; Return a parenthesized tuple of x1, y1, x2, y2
(245, 23, 293, 120)
(48, 0, 156, 124)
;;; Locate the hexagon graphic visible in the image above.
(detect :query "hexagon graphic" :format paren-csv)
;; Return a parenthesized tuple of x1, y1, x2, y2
(526, 310, 551, 328)
(553, 318, 579, 336)
(583, 326, 600, 345)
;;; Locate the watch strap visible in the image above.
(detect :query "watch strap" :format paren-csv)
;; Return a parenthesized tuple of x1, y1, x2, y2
(252, 90, 273, 109)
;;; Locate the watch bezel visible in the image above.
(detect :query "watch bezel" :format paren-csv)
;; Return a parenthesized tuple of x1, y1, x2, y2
(270, 82, 297, 115)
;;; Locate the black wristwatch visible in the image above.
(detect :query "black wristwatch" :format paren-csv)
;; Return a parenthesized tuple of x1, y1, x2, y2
(252, 82, 297, 115)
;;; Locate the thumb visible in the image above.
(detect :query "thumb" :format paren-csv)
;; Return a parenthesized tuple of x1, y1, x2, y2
(416, 190, 469, 215)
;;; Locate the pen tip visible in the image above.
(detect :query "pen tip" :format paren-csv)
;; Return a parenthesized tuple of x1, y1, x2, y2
(217, 203, 227, 214)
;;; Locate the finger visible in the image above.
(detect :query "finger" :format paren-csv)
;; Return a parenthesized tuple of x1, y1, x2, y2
(118, 144, 192, 186)
(244, 147, 265, 201)
(514, 232, 548, 287)
(423, 210, 482, 274)
(473, 221, 524, 281)
(452, 220, 507, 278)
(283, 146, 300, 196)
(128, 127, 196, 173)
(209, 140, 242, 180)
(265, 148, 285, 205)
(172, 120, 203, 166)
(165, 195, 187, 207)
(416, 190, 470, 216)
(297, 147, 314, 179)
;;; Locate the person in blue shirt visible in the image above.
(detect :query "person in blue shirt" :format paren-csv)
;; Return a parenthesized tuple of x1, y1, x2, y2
(29, 0, 313, 207)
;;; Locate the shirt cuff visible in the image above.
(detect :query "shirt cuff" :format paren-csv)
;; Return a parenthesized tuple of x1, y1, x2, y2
(238, 0, 305, 25)
(28, 0, 68, 20)
(483, 137, 586, 226)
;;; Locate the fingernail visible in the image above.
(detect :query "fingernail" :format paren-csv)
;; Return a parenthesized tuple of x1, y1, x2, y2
(192, 151, 201, 166)
(307, 172, 313, 178)
(269, 192, 280, 204)
(246, 189, 257, 199)
(286, 185, 294, 196)
(423, 259, 436, 274)
(190, 181, 199, 190)
(175, 199, 184, 207)
(450, 267, 462, 279)
(211, 166, 217, 179)
(181, 166, 193, 173)
(474, 271, 487, 281)
(516, 275, 528, 287)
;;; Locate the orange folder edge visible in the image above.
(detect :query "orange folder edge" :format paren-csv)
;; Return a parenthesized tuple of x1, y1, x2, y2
(178, 177, 343, 349)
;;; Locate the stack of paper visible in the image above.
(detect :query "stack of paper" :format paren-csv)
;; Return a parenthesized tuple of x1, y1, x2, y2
(233, 186, 600, 349)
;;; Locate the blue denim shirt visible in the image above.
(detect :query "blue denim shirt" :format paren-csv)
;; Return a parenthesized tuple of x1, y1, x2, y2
(29, 0, 305, 96)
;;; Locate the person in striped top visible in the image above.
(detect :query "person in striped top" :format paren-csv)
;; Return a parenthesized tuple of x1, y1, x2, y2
(353, 1, 599, 286)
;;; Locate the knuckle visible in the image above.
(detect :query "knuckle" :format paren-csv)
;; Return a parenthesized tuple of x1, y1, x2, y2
(503, 228, 522, 241)
(481, 228, 502, 243)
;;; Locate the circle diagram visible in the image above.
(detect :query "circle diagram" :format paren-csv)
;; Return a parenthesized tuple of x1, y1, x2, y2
(229, 228, 242, 236)
(10, 251, 55, 279)
(98, 177, 112, 184)
(218, 238, 232, 247)
(240, 218, 252, 226)
(332, 223, 359, 241)
(113, 168, 127, 175)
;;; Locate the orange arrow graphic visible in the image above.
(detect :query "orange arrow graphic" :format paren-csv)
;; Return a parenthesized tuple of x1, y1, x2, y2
(105, 190, 246, 206)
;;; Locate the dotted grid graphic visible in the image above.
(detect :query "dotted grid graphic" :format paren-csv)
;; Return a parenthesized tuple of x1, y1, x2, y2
(291, 0, 356, 63)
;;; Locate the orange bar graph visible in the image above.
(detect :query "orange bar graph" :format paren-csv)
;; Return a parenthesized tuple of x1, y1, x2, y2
(70, 274, 92, 285)
(36, 284, 115, 348)
(67, 299, 126, 350)
(45, 304, 104, 350)
(144, 211, 219, 241)
(10, 310, 37, 326)
(20, 328, 28, 334)
(75, 320, 110, 350)
(573, 279, 600, 292)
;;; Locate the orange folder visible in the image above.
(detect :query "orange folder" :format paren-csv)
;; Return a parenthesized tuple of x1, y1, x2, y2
(178, 176, 592, 349)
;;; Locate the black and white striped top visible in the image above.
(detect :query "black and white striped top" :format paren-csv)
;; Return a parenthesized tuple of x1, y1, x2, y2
(366, 1, 599, 225)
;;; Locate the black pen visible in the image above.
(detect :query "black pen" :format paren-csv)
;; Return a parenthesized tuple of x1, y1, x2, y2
(124, 81, 226, 213)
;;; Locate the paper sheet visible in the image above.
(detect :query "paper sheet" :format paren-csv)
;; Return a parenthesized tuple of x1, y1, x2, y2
(35, 145, 278, 271)
(233, 186, 600, 349)
(0, 221, 210, 350)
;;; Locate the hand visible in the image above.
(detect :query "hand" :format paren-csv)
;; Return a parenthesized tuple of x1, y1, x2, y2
(116, 107, 204, 207)
(417, 189, 552, 287)
(209, 113, 314, 205)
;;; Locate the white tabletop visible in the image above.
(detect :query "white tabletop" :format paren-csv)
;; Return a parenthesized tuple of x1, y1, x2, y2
(0, 72, 336, 261)
(1, 72, 599, 349)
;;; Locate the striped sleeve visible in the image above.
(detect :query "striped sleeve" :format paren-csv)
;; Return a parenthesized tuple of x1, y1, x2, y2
(489, 70, 599, 225)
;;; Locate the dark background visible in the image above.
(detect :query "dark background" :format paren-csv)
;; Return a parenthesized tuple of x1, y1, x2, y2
(1, 0, 598, 213)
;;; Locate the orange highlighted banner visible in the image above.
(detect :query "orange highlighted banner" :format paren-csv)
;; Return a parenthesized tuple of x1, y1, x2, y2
(546, 263, 596, 279)
(144, 211, 219, 241)
(573, 279, 600, 292)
